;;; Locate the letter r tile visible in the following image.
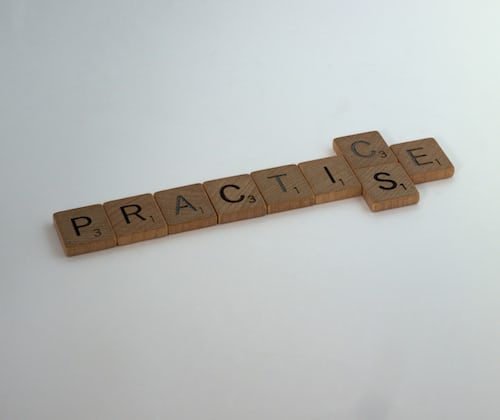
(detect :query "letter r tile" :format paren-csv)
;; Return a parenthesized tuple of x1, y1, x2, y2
(103, 194, 168, 245)
(154, 184, 218, 234)
(333, 131, 397, 169)
(53, 204, 116, 256)
(390, 138, 455, 183)
(298, 156, 362, 204)
(251, 164, 315, 213)
(204, 174, 267, 223)
(354, 163, 419, 212)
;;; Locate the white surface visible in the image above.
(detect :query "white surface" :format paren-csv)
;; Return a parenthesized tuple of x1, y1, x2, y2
(1, 1, 500, 419)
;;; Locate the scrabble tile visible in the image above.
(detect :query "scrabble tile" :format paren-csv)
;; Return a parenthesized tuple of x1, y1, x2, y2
(203, 174, 267, 223)
(333, 131, 397, 169)
(251, 164, 315, 213)
(298, 156, 362, 204)
(53, 204, 116, 256)
(103, 193, 168, 245)
(154, 183, 218, 234)
(390, 138, 455, 183)
(354, 163, 419, 211)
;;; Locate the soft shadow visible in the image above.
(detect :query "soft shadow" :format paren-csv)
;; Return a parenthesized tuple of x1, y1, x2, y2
(44, 222, 66, 259)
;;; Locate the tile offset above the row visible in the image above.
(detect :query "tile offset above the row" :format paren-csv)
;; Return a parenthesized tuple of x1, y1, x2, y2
(333, 131, 398, 169)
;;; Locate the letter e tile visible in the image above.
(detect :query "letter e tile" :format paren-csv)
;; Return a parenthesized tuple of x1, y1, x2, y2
(154, 184, 218, 234)
(103, 194, 168, 245)
(298, 156, 362, 204)
(390, 138, 455, 183)
(204, 174, 267, 223)
(333, 131, 397, 169)
(354, 163, 419, 211)
(53, 204, 116, 256)
(251, 164, 315, 213)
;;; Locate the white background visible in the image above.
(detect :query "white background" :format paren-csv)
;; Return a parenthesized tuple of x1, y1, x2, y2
(1, 1, 500, 419)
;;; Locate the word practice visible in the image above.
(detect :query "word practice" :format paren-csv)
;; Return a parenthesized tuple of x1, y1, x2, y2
(53, 132, 454, 256)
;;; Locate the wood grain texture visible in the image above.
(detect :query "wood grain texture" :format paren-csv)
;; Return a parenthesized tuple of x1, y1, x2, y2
(154, 184, 217, 234)
(354, 163, 419, 211)
(333, 131, 397, 169)
(391, 138, 455, 183)
(204, 174, 267, 223)
(298, 156, 362, 204)
(103, 194, 168, 245)
(251, 164, 315, 213)
(53, 204, 116, 256)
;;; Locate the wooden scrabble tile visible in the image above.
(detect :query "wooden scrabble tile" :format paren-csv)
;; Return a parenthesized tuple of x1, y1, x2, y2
(154, 183, 218, 234)
(203, 174, 267, 223)
(103, 193, 168, 245)
(251, 164, 315, 213)
(333, 131, 397, 169)
(354, 163, 419, 211)
(53, 204, 116, 256)
(390, 138, 455, 183)
(298, 156, 362, 204)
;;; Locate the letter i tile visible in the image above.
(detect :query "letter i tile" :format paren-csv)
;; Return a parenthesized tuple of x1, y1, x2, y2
(298, 156, 362, 204)
(103, 193, 168, 245)
(53, 204, 116, 256)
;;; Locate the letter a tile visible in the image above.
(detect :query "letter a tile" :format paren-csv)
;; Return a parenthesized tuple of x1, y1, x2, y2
(390, 138, 455, 183)
(354, 163, 419, 211)
(103, 194, 168, 245)
(333, 131, 397, 169)
(298, 156, 362, 204)
(251, 164, 315, 213)
(53, 204, 116, 256)
(154, 184, 218, 234)
(204, 174, 267, 223)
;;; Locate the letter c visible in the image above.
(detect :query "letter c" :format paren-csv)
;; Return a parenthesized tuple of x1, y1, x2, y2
(351, 140, 376, 158)
(220, 184, 244, 203)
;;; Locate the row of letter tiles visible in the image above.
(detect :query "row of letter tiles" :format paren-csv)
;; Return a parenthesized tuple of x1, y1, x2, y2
(332, 131, 454, 211)
(53, 135, 454, 256)
(52, 156, 364, 256)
